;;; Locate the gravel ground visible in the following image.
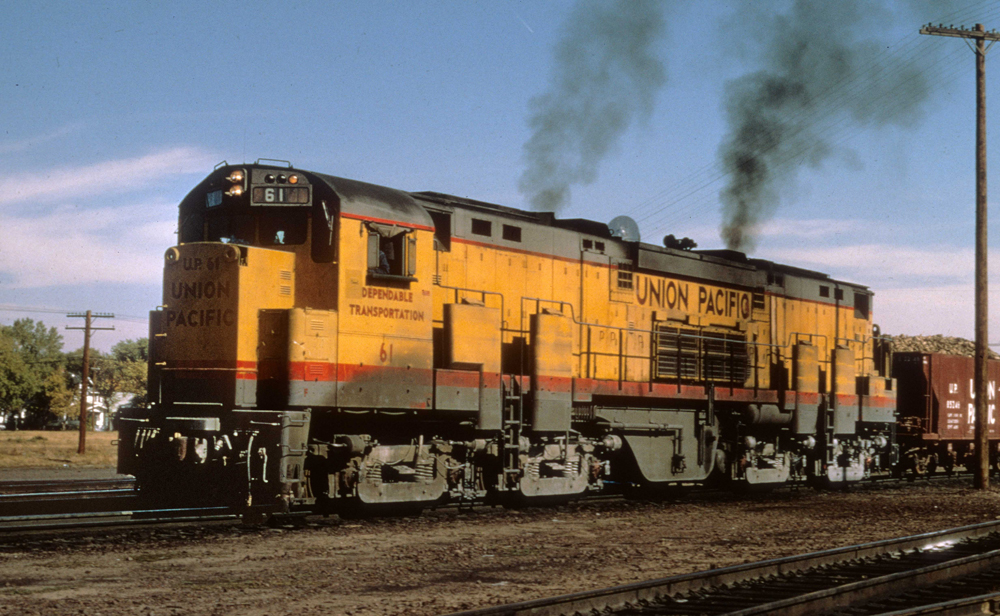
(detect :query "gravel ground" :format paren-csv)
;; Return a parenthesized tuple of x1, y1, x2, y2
(1, 479, 999, 616)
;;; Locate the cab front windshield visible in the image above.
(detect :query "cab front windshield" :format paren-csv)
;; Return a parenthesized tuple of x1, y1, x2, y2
(198, 207, 308, 247)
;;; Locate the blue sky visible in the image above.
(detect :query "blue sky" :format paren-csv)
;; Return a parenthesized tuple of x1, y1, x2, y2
(3, 0, 1000, 351)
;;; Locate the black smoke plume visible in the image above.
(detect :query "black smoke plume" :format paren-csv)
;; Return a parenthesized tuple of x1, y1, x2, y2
(719, 0, 932, 251)
(519, 0, 667, 212)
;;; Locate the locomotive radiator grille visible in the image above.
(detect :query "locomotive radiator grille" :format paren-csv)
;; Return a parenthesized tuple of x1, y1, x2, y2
(654, 324, 749, 385)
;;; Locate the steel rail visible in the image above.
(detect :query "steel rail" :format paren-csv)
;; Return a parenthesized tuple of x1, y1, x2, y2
(442, 521, 1000, 616)
(0, 506, 238, 532)
(871, 592, 1000, 616)
(0, 488, 136, 502)
(0, 478, 136, 494)
(716, 548, 1000, 616)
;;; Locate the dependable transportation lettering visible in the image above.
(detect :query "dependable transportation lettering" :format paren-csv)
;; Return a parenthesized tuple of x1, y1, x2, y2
(348, 304, 425, 321)
(635, 274, 751, 319)
(361, 287, 413, 302)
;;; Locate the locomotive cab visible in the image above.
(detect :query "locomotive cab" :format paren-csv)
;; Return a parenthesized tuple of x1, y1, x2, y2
(119, 163, 447, 513)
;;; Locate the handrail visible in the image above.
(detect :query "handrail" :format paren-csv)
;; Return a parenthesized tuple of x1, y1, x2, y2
(434, 284, 870, 390)
(836, 334, 893, 376)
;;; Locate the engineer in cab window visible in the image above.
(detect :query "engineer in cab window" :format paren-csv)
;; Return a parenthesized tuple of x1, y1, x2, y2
(377, 241, 395, 274)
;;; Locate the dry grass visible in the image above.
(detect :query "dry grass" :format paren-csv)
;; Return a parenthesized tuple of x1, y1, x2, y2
(0, 430, 118, 468)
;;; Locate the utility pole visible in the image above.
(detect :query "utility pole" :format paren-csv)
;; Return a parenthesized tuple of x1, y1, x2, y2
(66, 311, 114, 454)
(920, 23, 1000, 489)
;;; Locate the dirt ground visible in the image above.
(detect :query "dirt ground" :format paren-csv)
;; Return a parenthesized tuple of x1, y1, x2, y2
(1, 479, 999, 616)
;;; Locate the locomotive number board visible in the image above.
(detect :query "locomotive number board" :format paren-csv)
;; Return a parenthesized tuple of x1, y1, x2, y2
(251, 186, 311, 206)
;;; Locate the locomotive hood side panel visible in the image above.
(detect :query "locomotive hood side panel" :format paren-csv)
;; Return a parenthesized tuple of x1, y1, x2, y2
(160, 243, 242, 406)
(158, 243, 296, 409)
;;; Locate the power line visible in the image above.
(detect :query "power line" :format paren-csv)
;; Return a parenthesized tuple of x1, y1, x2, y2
(0, 305, 147, 323)
(623, 3, 1000, 242)
(919, 21, 1000, 490)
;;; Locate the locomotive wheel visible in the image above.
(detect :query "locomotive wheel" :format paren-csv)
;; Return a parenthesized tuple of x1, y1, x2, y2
(905, 453, 928, 482)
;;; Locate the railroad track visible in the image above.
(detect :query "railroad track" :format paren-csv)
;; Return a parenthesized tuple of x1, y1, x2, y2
(0, 477, 137, 516)
(0, 468, 972, 533)
(446, 521, 1000, 616)
(0, 476, 138, 528)
(0, 477, 136, 502)
(0, 506, 240, 532)
(0, 477, 257, 531)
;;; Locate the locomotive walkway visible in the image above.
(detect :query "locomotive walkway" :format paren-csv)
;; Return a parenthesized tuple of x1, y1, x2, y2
(446, 521, 1000, 616)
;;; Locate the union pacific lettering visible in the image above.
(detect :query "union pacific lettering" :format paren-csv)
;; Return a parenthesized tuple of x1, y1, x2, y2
(170, 280, 231, 300)
(166, 309, 236, 327)
(635, 274, 751, 320)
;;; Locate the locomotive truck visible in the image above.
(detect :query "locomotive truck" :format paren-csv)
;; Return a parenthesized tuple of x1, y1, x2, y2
(117, 161, 897, 516)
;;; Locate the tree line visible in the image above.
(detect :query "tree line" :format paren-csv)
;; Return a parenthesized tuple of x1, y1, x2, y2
(0, 318, 147, 430)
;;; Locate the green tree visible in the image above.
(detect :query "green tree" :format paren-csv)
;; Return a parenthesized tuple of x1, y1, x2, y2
(0, 331, 32, 426)
(37, 367, 78, 422)
(84, 339, 149, 422)
(110, 338, 148, 406)
(0, 319, 65, 428)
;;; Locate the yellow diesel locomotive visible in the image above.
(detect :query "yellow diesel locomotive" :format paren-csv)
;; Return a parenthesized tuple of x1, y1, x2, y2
(118, 161, 896, 515)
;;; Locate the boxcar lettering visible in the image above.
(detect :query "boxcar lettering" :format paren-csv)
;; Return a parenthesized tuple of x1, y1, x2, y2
(965, 403, 993, 425)
(967, 379, 998, 399)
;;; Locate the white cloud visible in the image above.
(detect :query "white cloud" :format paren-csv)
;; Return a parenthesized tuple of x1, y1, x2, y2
(755, 244, 975, 282)
(873, 284, 1000, 339)
(0, 202, 176, 287)
(0, 147, 218, 207)
(0, 124, 85, 155)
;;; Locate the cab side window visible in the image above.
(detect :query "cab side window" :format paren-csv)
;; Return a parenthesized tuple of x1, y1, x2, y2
(366, 223, 416, 281)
